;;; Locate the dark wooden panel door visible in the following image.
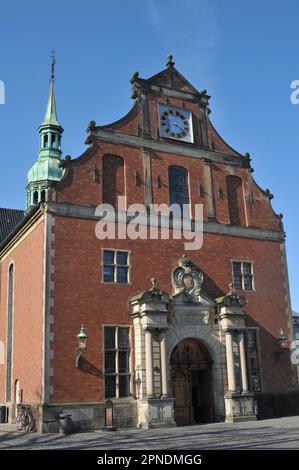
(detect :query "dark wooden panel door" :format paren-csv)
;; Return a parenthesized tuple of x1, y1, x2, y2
(192, 370, 214, 423)
(172, 369, 191, 425)
(171, 338, 214, 425)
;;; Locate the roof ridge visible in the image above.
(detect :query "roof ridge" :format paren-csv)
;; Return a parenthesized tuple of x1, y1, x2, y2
(0, 207, 24, 212)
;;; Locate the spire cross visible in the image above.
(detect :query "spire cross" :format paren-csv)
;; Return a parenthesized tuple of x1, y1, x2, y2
(50, 50, 56, 79)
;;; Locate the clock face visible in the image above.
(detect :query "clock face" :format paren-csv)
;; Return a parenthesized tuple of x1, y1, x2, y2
(159, 104, 193, 143)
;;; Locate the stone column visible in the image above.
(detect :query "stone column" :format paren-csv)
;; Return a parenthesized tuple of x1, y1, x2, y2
(160, 331, 169, 398)
(225, 331, 236, 393)
(144, 328, 155, 398)
(239, 332, 249, 393)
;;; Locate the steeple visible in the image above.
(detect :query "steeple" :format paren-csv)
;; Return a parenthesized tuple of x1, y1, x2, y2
(26, 52, 64, 208)
(41, 61, 60, 128)
(38, 51, 63, 160)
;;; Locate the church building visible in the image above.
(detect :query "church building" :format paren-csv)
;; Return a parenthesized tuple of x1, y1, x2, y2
(0, 56, 297, 432)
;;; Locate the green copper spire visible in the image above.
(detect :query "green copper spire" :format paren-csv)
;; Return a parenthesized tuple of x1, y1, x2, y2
(41, 64, 60, 127)
(26, 52, 64, 208)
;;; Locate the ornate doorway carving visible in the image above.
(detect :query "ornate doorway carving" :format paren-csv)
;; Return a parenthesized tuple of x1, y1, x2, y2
(170, 338, 214, 425)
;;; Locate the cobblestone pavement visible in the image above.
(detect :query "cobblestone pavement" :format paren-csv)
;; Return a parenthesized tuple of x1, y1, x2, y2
(0, 416, 299, 450)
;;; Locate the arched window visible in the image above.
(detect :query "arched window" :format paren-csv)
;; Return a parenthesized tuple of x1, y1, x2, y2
(6, 264, 14, 401)
(41, 190, 46, 202)
(15, 379, 21, 404)
(33, 191, 39, 205)
(102, 155, 125, 208)
(43, 134, 48, 148)
(168, 165, 189, 210)
(51, 133, 56, 148)
(227, 175, 245, 226)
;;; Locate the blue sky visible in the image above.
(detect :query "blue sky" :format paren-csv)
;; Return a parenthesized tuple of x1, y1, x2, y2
(0, 0, 298, 311)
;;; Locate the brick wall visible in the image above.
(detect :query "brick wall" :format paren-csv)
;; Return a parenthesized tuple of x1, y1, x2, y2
(47, 78, 293, 404)
(55, 142, 280, 231)
(0, 219, 44, 404)
(49, 214, 294, 403)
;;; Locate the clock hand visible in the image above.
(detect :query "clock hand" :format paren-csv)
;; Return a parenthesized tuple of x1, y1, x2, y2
(170, 118, 185, 132)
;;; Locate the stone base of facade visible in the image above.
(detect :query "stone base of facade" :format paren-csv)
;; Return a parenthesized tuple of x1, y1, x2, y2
(224, 392, 257, 423)
(41, 399, 137, 433)
(255, 391, 299, 419)
(137, 398, 176, 429)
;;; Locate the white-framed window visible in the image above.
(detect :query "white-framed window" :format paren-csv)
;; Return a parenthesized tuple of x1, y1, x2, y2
(104, 326, 131, 398)
(232, 260, 254, 291)
(246, 328, 262, 392)
(102, 250, 130, 284)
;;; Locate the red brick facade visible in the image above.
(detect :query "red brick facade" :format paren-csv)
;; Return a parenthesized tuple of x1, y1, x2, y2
(0, 217, 44, 404)
(0, 62, 296, 431)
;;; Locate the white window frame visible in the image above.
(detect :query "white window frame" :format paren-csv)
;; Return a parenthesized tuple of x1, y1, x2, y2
(231, 259, 255, 291)
(103, 325, 133, 399)
(101, 249, 131, 285)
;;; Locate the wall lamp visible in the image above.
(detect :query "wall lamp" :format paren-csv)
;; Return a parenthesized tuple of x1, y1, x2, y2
(75, 324, 88, 367)
(275, 327, 287, 356)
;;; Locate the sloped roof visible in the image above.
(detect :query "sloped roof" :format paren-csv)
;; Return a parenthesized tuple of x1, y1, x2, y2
(146, 66, 201, 95)
(0, 208, 25, 245)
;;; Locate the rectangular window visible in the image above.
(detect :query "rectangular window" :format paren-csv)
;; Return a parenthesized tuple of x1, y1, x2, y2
(232, 261, 254, 291)
(104, 326, 131, 398)
(246, 328, 262, 392)
(233, 335, 242, 391)
(103, 250, 129, 284)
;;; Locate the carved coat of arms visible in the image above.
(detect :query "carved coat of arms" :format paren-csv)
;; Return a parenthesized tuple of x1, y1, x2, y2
(172, 254, 204, 302)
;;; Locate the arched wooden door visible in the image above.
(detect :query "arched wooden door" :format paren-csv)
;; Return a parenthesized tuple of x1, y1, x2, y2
(170, 338, 214, 425)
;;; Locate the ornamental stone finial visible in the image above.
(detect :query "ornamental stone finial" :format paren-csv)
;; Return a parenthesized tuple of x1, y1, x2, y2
(265, 188, 274, 200)
(130, 71, 139, 84)
(166, 54, 175, 68)
(86, 120, 96, 133)
(151, 278, 157, 289)
(178, 254, 190, 267)
(130, 71, 140, 99)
